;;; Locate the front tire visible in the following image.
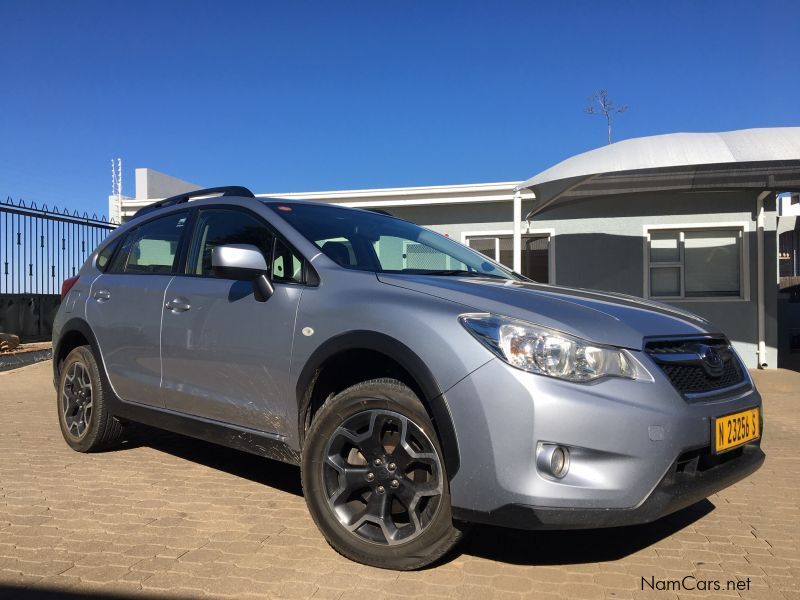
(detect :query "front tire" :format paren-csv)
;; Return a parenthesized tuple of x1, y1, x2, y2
(57, 345, 123, 452)
(302, 378, 463, 570)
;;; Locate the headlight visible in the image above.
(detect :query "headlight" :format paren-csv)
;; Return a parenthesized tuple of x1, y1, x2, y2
(459, 313, 648, 382)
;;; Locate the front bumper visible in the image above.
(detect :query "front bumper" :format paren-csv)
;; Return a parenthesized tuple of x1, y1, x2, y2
(444, 356, 764, 528)
(453, 443, 764, 529)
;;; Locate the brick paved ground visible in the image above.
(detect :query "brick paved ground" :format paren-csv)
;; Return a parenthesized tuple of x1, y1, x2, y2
(0, 361, 798, 600)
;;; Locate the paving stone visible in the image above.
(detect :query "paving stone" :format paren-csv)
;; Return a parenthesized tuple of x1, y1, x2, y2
(0, 360, 798, 599)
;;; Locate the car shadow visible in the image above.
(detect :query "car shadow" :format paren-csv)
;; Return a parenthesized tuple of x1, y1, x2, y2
(111, 425, 713, 567)
(0, 587, 200, 600)
(450, 499, 714, 566)
(116, 423, 303, 497)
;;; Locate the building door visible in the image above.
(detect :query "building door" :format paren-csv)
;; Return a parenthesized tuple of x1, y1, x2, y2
(778, 227, 800, 369)
(523, 236, 550, 283)
(467, 234, 550, 283)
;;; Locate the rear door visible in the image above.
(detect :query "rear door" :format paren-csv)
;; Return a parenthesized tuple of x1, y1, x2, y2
(159, 207, 304, 433)
(86, 210, 190, 406)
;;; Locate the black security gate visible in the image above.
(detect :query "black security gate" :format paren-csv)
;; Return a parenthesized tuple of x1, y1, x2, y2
(0, 197, 117, 341)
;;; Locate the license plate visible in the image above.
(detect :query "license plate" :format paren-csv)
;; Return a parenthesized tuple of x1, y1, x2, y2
(713, 407, 760, 454)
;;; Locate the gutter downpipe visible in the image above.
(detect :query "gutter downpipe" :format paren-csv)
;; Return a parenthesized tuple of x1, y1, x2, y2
(756, 190, 770, 368)
(513, 190, 522, 273)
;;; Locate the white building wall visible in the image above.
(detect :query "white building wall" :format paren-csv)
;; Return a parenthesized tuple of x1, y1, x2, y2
(778, 192, 800, 216)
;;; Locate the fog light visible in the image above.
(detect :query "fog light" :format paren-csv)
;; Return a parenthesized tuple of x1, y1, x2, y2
(537, 443, 570, 479)
(551, 446, 567, 476)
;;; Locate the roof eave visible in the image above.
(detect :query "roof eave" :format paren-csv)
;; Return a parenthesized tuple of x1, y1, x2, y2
(523, 160, 800, 220)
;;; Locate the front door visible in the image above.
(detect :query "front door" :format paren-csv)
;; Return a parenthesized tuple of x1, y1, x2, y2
(86, 210, 190, 406)
(159, 207, 305, 434)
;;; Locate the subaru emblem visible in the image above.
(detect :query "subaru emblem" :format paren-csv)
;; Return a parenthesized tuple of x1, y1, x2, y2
(698, 344, 724, 377)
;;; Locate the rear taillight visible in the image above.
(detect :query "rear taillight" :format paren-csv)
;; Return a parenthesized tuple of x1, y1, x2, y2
(60, 276, 80, 301)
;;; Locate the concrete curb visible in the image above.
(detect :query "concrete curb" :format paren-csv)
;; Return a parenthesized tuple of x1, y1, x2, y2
(0, 349, 53, 372)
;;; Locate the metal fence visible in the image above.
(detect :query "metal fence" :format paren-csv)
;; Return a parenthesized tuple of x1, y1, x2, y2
(1, 197, 117, 295)
(1, 197, 117, 341)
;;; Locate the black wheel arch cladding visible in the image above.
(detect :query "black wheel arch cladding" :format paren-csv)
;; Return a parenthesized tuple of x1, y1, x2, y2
(54, 318, 103, 383)
(296, 330, 460, 479)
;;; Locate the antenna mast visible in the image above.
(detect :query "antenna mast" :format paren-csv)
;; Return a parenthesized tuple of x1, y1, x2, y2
(111, 159, 117, 196)
(111, 158, 123, 221)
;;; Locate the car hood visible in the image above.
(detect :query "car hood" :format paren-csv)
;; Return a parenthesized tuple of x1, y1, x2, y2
(376, 274, 718, 350)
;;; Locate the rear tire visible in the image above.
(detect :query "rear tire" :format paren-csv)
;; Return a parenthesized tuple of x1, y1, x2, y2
(57, 345, 123, 452)
(302, 378, 463, 570)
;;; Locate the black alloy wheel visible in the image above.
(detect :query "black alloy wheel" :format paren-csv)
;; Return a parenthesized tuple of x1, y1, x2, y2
(302, 378, 464, 570)
(57, 345, 123, 452)
(61, 360, 94, 440)
(323, 408, 444, 545)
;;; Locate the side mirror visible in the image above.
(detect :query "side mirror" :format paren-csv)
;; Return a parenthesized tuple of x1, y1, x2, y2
(211, 244, 274, 301)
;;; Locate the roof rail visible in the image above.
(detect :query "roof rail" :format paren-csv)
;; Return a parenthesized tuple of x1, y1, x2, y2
(132, 186, 256, 220)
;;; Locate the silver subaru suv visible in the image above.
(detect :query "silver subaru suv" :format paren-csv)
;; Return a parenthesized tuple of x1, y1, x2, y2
(52, 186, 764, 570)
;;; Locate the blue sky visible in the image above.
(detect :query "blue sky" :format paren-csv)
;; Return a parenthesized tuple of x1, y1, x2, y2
(1, 1, 798, 216)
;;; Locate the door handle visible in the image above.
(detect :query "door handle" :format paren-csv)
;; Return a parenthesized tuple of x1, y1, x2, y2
(93, 289, 111, 302)
(165, 298, 191, 313)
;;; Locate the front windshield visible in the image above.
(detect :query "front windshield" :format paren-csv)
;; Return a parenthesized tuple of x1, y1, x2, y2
(267, 202, 520, 280)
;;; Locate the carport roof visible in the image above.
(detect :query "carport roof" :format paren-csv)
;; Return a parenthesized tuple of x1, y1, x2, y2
(518, 127, 800, 218)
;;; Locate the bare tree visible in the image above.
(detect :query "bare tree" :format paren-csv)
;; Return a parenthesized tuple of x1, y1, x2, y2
(584, 89, 628, 144)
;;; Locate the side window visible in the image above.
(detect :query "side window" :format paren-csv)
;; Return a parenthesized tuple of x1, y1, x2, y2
(96, 235, 122, 271)
(189, 209, 274, 277)
(108, 212, 188, 274)
(272, 239, 304, 283)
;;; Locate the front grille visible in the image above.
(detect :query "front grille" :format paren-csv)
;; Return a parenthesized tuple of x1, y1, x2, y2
(645, 338, 746, 397)
(660, 360, 743, 394)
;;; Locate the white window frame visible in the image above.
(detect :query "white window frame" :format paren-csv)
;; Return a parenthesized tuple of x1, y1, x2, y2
(643, 222, 750, 302)
(461, 228, 556, 284)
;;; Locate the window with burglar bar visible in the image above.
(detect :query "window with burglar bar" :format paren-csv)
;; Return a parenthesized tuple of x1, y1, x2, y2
(646, 227, 744, 299)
